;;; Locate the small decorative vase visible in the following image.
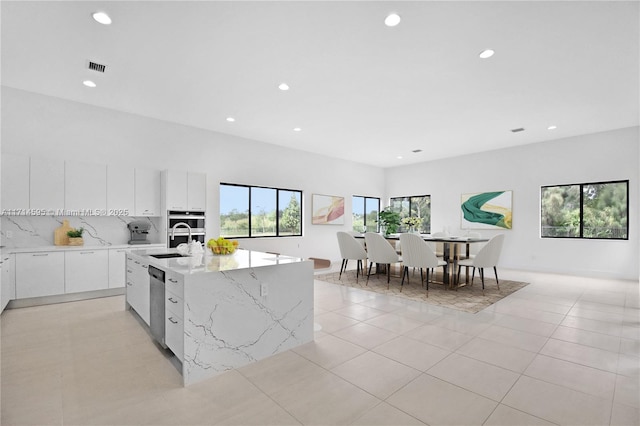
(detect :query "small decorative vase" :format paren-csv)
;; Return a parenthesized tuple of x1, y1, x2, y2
(68, 237, 84, 246)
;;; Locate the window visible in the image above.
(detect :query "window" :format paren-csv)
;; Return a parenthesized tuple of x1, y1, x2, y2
(352, 196, 380, 232)
(390, 195, 431, 233)
(541, 180, 628, 239)
(220, 183, 302, 238)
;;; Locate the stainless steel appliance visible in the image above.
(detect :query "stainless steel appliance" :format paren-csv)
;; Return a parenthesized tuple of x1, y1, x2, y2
(167, 211, 205, 248)
(148, 265, 167, 347)
(128, 220, 151, 244)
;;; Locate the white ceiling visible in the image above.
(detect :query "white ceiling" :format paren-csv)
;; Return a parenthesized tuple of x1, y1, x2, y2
(2, 1, 638, 167)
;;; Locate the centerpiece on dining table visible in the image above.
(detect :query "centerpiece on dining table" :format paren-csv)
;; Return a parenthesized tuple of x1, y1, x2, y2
(401, 216, 422, 234)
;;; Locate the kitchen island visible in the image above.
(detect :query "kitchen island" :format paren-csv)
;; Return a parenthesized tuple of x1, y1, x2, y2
(126, 248, 314, 386)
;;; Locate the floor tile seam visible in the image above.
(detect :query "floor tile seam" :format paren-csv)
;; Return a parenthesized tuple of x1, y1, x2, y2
(348, 399, 428, 426)
(535, 349, 621, 376)
(612, 373, 640, 410)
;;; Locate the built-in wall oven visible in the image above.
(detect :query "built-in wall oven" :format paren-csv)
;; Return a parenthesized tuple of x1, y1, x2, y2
(167, 210, 206, 248)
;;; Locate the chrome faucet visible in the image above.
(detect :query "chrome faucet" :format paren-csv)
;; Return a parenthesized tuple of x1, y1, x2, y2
(171, 222, 192, 243)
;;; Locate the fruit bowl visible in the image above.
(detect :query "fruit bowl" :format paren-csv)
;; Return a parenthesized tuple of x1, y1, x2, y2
(207, 237, 239, 256)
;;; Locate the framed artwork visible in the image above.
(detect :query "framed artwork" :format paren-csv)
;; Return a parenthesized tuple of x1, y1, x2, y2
(461, 191, 512, 230)
(312, 194, 345, 225)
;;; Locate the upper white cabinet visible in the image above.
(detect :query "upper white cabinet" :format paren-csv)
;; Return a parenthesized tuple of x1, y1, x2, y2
(187, 172, 206, 211)
(107, 165, 135, 215)
(30, 157, 64, 211)
(65, 160, 107, 212)
(135, 168, 161, 216)
(163, 170, 206, 212)
(164, 170, 188, 210)
(1, 153, 30, 211)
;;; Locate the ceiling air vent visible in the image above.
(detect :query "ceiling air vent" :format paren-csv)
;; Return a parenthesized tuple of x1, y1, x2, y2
(87, 61, 106, 73)
(511, 127, 525, 133)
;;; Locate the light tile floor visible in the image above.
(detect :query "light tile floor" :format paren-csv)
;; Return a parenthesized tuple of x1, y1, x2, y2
(1, 269, 638, 425)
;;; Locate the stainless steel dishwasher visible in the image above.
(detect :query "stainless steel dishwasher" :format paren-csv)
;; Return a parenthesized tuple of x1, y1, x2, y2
(148, 265, 167, 347)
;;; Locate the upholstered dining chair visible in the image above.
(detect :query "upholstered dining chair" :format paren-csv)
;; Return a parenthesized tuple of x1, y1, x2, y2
(399, 233, 448, 296)
(456, 234, 505, 294)
(364, 232, 401, 288)
(336, 232, 367, 282)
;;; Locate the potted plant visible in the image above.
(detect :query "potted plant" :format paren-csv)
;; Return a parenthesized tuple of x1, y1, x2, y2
(67, 227, 84, 246)
(377, 208, 401, 236)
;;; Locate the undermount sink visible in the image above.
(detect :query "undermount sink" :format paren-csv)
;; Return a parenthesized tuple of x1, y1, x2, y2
(150, 253, 187, 259)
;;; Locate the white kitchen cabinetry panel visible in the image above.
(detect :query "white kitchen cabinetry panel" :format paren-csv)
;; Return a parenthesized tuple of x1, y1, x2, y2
(187, 172, 206, 211)
(164, 170, 188, 211)
(1, 153, 30, 211)
(108, 248, 128, 288)
(65, 250, 108, 294)
(135, 168, 161, 217)
(126, 255, 150, 325)
(107, 166, 135, 215)
(1, 254, 16, 311)
(16, 252, 65, 298)
(65, 161, 107, 212)
(30, 157, 65, 211)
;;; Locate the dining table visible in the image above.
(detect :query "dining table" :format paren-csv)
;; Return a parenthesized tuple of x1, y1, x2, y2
(356, 233, 489, 289)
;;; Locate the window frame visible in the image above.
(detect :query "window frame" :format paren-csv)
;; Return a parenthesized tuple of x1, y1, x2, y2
(540, 179, 629, 240)
(220, 182, 303, 239)
(352, 195, 381, 232)
(389, 194, 432, 233)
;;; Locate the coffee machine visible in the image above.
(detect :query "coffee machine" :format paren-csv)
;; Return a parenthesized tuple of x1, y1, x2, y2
(128, 220, 151, 245)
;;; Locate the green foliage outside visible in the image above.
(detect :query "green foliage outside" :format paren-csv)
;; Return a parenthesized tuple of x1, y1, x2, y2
(221, 194, 301, 237)
(541, 182, 627, 238)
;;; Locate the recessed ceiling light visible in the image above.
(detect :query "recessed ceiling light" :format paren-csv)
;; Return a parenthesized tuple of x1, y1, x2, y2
(83, 80, 96, 88)
(278, 83, 290, 91)
(384, 13, 401, 27)
(547, 125, 557, 130)
(293, 127, 301, 132)
(92, 12, 112, 25)
(479, 49, 495, 59)
(226, 117, 235, 122)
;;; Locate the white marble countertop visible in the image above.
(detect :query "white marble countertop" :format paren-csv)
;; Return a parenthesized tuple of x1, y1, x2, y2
(130, 247, 307, 275)
(1, 243, 165, 254)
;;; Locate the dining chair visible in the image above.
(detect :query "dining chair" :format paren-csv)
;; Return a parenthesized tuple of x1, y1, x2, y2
(399, 233, 447, 296)
(364, 232, 401, 288)
(336, 232, 367, 282)
(456, 234, 505, 294)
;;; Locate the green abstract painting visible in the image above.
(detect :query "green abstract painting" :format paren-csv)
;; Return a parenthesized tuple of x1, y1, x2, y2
(461, 191, 512, 229)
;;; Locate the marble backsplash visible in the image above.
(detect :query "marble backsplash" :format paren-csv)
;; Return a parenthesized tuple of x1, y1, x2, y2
(1, 216, 163, 248)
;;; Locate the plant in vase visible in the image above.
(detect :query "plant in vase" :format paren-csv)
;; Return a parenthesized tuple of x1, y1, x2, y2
(377, 208, 401, 236)
(67, 227, 84, 246)
(402, 216, 422, 234)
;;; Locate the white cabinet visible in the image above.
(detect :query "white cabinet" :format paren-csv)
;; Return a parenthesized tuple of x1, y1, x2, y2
(126, 255, 150, 325)
(1, 253, 16, 311)
(1, 153, 30, 211)
(135, 168, 161, 216)
(15, 252, 65, 298)
(107, 166, 135, 215)
(108, 248, 128, 288)
(163, 170, 206, 212)
(30, 157, 65, 211)
(164, 170, 188, 210)
(65, 250, 108, 294)
(187, 172, 206, 211)
(65, 161, 107, 212)
(165, 270, 184, 361)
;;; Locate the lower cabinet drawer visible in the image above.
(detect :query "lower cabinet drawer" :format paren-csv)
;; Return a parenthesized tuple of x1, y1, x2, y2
(165, 312, 184, 362)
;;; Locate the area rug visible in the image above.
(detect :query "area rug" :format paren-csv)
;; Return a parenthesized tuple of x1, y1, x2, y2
(315, 269, 528, 314)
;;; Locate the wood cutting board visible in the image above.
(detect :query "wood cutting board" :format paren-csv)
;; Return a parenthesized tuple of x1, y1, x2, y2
(54, 220, 72, 246)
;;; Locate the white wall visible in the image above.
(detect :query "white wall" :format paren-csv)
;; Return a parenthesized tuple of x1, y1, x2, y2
(1, 87, 385, 262)
(385, 127, 639, 280)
